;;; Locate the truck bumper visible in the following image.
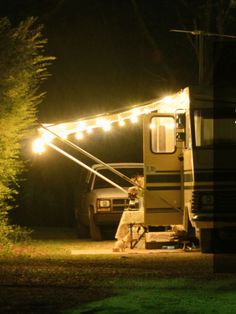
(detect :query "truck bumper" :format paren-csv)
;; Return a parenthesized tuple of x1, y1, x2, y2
(94, 212, 122, 226)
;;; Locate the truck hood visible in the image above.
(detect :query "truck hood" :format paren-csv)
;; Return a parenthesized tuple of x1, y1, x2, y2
(91, 187, 128, 198)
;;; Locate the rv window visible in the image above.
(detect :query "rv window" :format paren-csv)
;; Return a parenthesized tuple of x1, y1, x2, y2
(194, 110, 236, 147)
(151, 116, 175, 153)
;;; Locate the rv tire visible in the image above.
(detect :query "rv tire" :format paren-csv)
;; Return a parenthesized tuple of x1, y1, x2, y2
(200, 228, 214, 253)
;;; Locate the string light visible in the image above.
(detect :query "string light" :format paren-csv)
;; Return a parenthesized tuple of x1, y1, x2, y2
(75, 132, 84, 140)
(102, 121, 112, 132)
(96, 118, 104, 127)
(130, 108, 141, 123)
(78, 121, 86, 129)
(162, 96, 174, 105)
(144, 108, 151, 115)
(75, 121, 87, 138)
(32, 138, 46, 154)
(32, 88, 190, 154)
(118, 114, 125, 126)
(130, 115, 138, 123)
(119, 119, 125, 127)
(86, 127, 93, 134)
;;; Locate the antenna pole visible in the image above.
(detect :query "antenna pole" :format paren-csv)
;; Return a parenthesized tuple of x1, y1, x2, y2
(170, 29, 236, 86)
(198, 31, 205, 85)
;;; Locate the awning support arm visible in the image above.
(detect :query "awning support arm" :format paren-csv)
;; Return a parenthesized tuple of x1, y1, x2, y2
(40, 123, 143, 189)
(47, 142, 128, 194)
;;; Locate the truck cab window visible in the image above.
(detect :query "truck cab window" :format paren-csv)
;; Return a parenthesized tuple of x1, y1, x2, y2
(151, 116, 175, 153)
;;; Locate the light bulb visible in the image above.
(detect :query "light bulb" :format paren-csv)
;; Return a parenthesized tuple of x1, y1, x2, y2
(75, 132, 84, 140)
(119, 119, 125, 126)
(130, 115, 138, 123)
(32, 138, 46, 154)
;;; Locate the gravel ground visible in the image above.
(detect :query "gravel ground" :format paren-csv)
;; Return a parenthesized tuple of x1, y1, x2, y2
(0, 228, 235, 314)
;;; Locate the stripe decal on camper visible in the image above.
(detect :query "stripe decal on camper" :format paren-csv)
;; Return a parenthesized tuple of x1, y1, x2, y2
(146, 170, 236, 184)
(146, 174, 181, 183)
(147, 186, 181, 191)
(146, 169, 236, 192)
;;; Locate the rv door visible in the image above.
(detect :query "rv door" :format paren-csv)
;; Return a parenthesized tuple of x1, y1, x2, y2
(143, 113, 184, 226)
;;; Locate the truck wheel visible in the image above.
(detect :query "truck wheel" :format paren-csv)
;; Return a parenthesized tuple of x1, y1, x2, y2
(200, 228, 214, 253)
(89, 207, 102, 241)
(76, 221, 90, 239)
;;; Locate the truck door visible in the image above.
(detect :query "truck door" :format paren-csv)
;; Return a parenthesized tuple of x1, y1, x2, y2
(143, 113, 184, 226)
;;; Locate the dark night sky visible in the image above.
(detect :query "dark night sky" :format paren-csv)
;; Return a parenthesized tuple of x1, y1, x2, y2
(2, 1, 236, 227)
(1, 0, 236, 124)
(0, 0, 199, 122)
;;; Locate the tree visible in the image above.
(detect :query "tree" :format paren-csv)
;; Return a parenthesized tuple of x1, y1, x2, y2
(0, 17, 55, 243)
(176, 0, 236, 85)
(131, 0, 236, 87)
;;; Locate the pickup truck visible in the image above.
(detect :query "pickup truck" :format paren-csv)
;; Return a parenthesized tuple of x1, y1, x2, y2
(75, 163, 143, 240)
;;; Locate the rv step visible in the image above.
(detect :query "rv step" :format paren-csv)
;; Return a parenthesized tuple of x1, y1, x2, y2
(145, 241, 180, 249)
(145, 231, 179, 249)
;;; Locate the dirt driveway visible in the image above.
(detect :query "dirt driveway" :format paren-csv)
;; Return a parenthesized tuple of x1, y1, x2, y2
(0, 228, 235, 314)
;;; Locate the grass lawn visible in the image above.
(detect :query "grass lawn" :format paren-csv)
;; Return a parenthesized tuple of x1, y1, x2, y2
(66, 278, 236, 314)
(1, 228, 236, 313)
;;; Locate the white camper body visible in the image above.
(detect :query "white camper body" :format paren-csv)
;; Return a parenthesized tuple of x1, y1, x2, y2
(143, 86, 236, 252)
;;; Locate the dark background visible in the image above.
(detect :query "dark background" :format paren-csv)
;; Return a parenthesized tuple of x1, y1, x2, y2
(1, 0, 235, 227)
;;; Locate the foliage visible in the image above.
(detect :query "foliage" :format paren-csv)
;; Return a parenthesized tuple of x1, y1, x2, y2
(0, 17, 55, 243)
(7, 225, 32, 243)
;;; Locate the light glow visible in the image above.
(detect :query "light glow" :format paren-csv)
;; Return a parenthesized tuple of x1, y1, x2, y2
(86, 127, 93, 134)
(130, 115, 138, 123)
(78, 121, 86, 129)
(32, 138, 46, 154)
(41, 130, 54, 143)
(75, 132, 84, 140)
(162, 96, 174, 105)
(103, 122, 112, 132)
(58, 130, 68, 139)
(97, 118, 112, 131)
(130, 108, 141, 123)
(96, 118, 104, 127)
(119, 119, 125, 126)
(144, 108, 151, 114)
(58, 125, 68, 139)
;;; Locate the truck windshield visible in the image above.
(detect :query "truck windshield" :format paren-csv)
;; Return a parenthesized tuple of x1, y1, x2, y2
(93, 167, 143, 189)
(194, 109, 236, 147)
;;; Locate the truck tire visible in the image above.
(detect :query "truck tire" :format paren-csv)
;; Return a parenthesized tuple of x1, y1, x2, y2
(76, 221, 90, 239)
(89, 207, 102, 241)
(200, 228, 214, 253)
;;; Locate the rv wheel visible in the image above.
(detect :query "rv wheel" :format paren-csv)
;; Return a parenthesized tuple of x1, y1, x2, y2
(200, 228, 214, 253)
